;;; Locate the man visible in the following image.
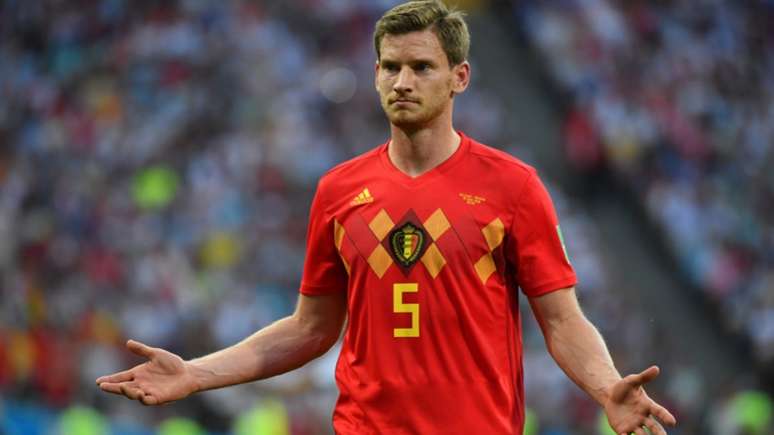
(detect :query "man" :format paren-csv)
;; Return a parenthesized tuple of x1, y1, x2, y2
(97, 1, 677, 434)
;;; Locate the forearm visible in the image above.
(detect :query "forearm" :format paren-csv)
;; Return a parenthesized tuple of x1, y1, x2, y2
(187, 314, 335, 392)
(543, 312, 621, 405)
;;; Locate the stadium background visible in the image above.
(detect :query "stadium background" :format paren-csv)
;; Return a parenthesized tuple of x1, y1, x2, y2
(1, 0, 772, 434)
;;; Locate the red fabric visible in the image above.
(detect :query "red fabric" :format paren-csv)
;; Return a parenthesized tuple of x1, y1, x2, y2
(301, 132, 577, 434)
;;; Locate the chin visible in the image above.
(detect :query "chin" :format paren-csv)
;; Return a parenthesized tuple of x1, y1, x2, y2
(388, 112, 426, 129)
(390, 118, 424, 131)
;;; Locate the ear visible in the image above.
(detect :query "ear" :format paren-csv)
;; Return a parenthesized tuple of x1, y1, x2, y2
(451, 61, 471, 95)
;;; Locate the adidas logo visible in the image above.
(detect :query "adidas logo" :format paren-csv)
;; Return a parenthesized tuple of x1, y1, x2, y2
(351, 188, 374, 206)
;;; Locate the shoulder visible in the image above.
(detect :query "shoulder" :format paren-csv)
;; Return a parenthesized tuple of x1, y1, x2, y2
(313, 144, 384, 207)
(465, 135, 538, 185)
(321, 145, 383, 183)
(459, 135, 549, 214)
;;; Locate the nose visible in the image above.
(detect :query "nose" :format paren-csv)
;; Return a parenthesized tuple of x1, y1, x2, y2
(393, 66, 414, 93)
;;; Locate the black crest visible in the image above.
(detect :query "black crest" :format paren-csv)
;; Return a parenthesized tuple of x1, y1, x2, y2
(389, 222, 427, 269)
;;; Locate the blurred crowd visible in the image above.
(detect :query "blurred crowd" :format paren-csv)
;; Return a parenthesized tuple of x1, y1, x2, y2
(0, 0, 392, 433)
(519, 0, 774, 367)
(0, 0, 771, 434)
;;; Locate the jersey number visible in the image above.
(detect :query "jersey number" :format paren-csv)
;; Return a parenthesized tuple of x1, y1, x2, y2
(393, 283, 419, 338)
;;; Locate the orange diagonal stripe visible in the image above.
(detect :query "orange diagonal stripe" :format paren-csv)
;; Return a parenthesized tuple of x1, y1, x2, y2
(369, 209, 394, 242)
(334, 220, 346, 251)
(421, 243, 446, 279)
(482, 218, 505, 251)
(367, 244, 392, 278)
(424, 209, 451, 241)
(474, 252, 496, 284)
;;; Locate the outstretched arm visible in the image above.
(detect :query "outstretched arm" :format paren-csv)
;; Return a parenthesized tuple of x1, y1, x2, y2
(528, 287, 676, 435)
(96, 291, 347, 405)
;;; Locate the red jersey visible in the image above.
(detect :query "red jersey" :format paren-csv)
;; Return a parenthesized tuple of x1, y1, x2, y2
(300, 132, 577, 434)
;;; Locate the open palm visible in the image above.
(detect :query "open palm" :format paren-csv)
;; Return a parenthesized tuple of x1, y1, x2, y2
(96, 340, 197, 405)
(604, 366, 677, 435)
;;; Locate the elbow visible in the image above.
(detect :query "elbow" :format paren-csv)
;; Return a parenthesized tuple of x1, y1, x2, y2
(294, 316, 341, 359)
(306, 329, 339, 360)
(315, 332, 340, 356)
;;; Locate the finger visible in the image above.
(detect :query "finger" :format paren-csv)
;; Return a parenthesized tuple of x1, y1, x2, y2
(99, 382, 129, 395)
(120, 383, 145, 401)
(651, 403, 677, 426)
(140, 393, 159, 406)
(644, 416, 666, 435)
(127, 339, 155, 359)
(96, 369, 134, 385)
(633, 426, 647, 435)
(628, 366, 660, 387)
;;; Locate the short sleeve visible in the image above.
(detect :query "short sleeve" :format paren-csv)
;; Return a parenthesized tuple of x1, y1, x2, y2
(509, 171, 577, 297)
(299, 181, 348, 296)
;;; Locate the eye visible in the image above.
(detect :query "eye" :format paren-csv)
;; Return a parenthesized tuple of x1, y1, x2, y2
(382, 62, 399, 72)
(414, 63, 430, 72)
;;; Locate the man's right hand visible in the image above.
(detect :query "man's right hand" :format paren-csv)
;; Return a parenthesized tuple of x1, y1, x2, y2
(96, 339, 198, 405)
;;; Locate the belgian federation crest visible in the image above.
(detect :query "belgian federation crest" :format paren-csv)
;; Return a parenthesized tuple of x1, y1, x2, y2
(386, 216, 429, 275)
(390, 223, 425, 266)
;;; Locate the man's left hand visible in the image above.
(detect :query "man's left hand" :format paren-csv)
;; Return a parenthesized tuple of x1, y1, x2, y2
(603, 365, 677, 435)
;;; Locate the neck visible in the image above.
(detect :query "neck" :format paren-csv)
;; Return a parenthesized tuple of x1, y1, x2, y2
(388, 117, 461, 178)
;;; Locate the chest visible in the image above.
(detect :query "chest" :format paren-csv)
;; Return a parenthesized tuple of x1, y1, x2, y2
(331, 181, 511, 283)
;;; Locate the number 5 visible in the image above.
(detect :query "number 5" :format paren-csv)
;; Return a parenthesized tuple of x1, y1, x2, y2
(393, 283, 419, 338)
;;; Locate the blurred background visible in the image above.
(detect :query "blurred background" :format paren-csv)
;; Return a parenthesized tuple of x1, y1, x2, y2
(0, 0, 772, 434)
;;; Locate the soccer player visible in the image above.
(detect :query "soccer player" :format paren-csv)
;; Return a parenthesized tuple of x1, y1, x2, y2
(96, 1, 677, 434)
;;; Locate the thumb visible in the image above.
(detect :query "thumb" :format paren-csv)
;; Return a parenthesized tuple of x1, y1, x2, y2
(628, 365, 660, 387)
(126, 339, 155, 359)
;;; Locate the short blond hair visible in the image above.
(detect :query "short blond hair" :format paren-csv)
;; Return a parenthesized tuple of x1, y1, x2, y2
(374, 0, 470, 66)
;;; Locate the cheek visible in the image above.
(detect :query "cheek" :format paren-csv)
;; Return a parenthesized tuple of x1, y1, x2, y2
(443, 75, 454, 91)
(376, 80, 391, 97)
(429, 78, 452, 100)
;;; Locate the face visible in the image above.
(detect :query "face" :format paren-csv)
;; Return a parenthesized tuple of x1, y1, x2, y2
(375, 29, 470, 130)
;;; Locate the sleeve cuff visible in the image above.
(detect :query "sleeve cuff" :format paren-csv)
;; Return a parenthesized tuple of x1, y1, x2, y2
(300, 282, 345, 296)
(521, 276, 578, 298)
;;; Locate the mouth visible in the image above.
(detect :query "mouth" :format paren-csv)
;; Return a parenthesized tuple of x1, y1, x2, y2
(391, 98, 419, 106)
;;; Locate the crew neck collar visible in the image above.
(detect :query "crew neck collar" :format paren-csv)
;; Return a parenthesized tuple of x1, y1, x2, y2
(379, 131, 470, 188)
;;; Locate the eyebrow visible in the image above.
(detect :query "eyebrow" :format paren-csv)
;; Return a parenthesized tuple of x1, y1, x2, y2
(380, 58, 437, 67)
